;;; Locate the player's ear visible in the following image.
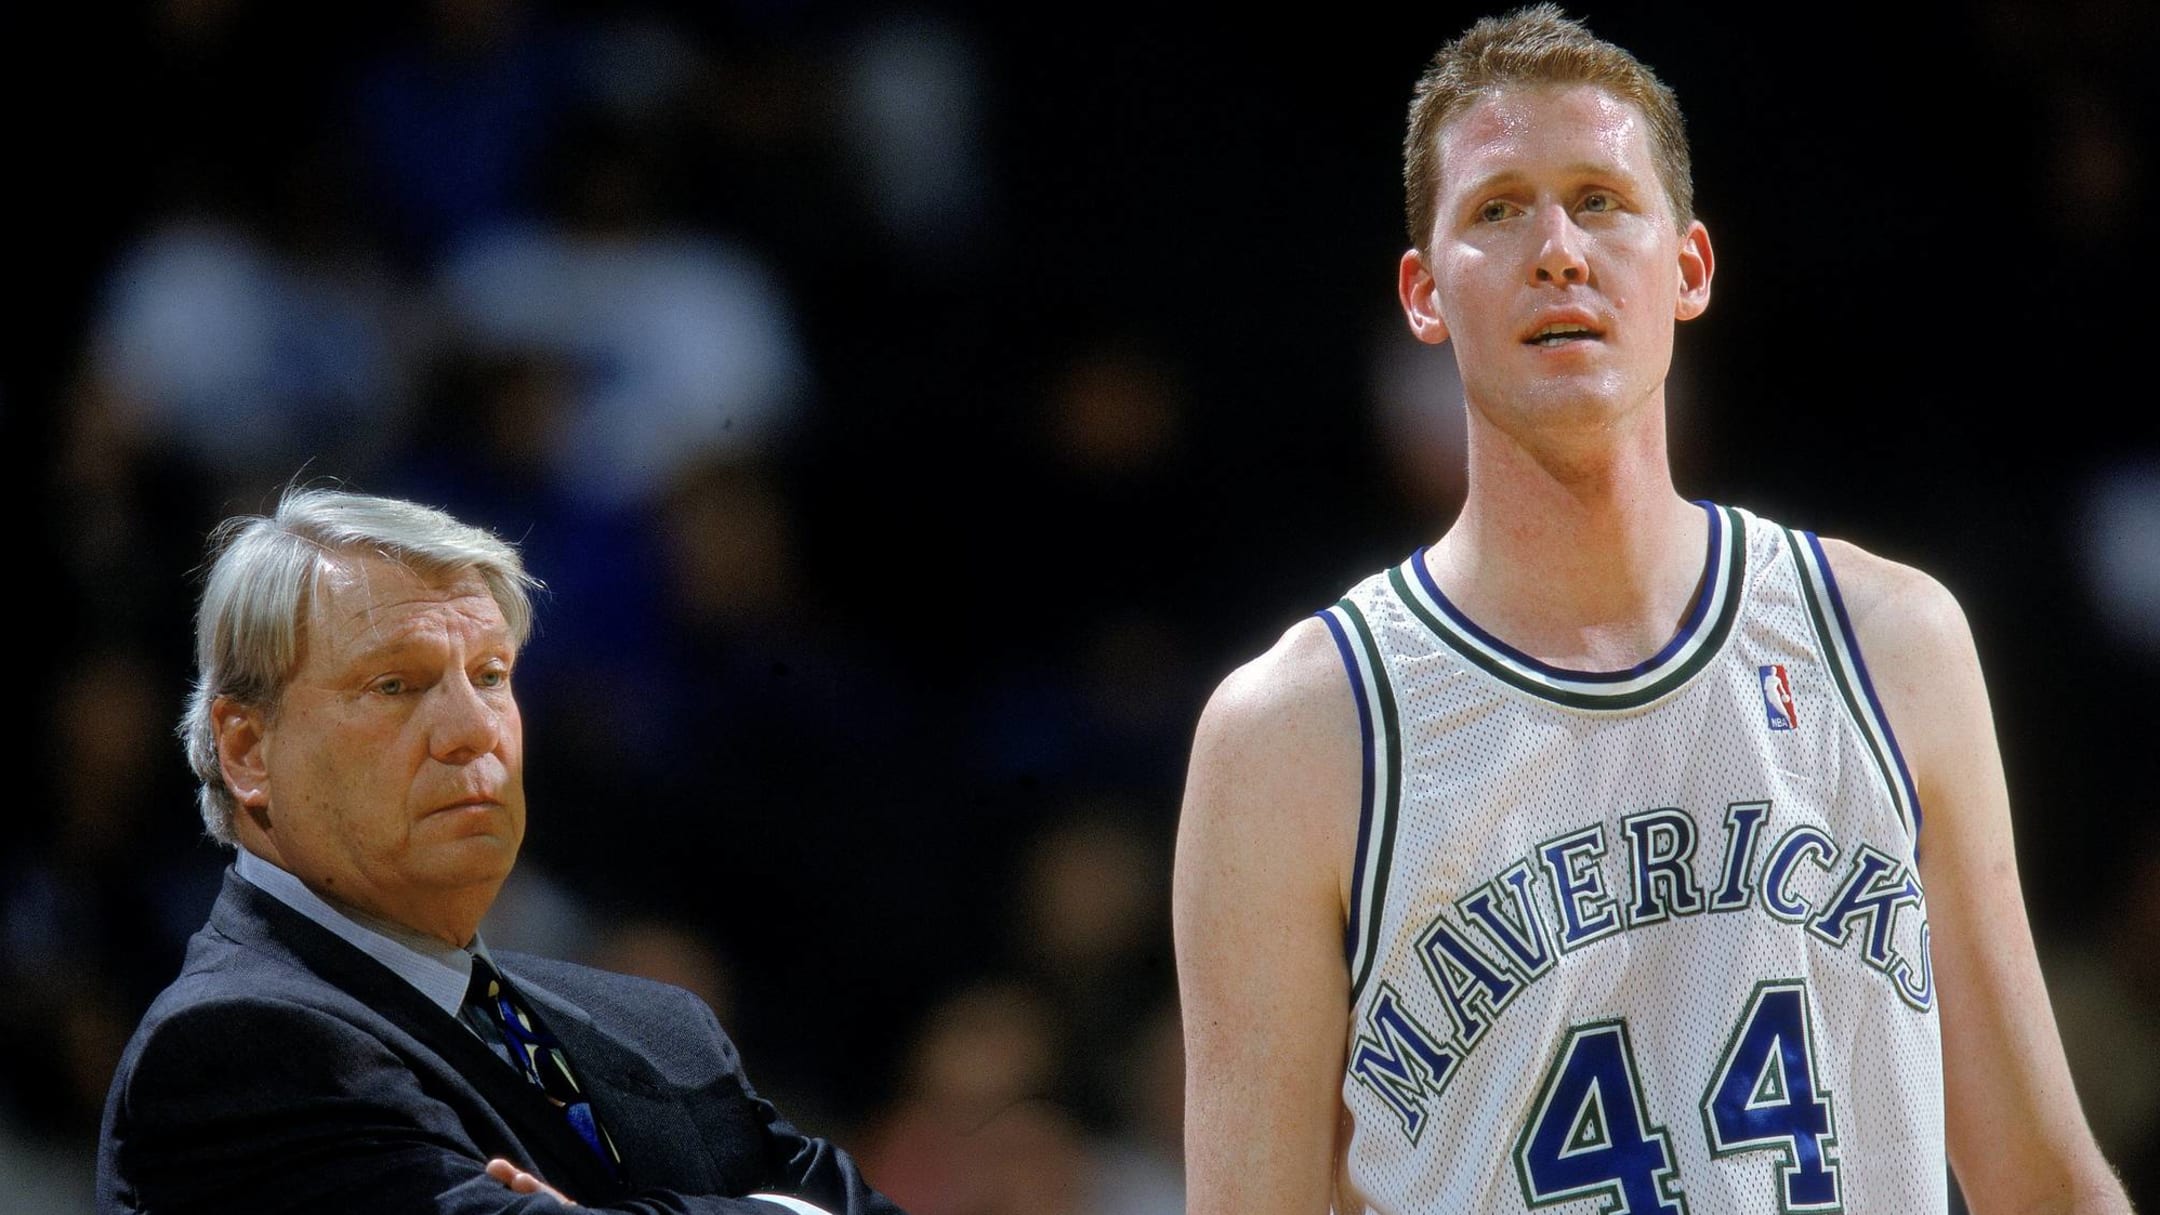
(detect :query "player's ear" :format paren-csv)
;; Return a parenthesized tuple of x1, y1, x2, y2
(1399, 248, 1451, 345)
(214, 696, 273, 812)
(1674, 220, 1713, 322)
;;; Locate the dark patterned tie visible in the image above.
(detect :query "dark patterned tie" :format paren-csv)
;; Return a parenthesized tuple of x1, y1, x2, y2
(462, 954, 622, 1176)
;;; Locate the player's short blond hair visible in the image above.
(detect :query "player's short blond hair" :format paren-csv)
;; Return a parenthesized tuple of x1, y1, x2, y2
(1404, 4, 1693, 249)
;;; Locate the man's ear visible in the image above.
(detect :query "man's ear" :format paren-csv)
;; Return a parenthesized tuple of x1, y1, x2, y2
(1399, 248, 1452, 345)
(1675, 219, 1714, 322)
(213, 696, 272, 812)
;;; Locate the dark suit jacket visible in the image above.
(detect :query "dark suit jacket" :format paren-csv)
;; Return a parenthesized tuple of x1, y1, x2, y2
(97, 868, 905, 1214)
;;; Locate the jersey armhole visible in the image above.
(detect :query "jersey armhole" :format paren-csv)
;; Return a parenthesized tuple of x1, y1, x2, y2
(1318, 603, 1400, 1006)
(1785, 530, 1926, 848)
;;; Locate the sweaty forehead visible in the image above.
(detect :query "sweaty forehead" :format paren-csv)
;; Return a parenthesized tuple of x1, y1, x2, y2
(1439, 84, 1650, 182)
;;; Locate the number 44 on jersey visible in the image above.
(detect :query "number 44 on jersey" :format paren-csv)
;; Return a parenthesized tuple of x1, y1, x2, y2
(1517, 981, 1840, 1213)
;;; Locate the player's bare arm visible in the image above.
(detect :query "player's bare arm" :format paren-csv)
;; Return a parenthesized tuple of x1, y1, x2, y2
(1174, 617, 1363, 1215)
(1825, 539, 2132, 1214)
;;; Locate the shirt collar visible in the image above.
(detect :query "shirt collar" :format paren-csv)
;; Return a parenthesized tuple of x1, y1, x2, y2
(234, 847, 493, 1017)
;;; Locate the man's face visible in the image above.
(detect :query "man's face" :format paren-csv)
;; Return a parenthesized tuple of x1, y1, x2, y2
(235, 554, 525, 942)
(1400, 84, 1712, 444)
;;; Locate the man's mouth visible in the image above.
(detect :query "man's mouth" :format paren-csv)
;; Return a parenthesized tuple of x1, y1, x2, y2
(1526, 322, 1601, 347)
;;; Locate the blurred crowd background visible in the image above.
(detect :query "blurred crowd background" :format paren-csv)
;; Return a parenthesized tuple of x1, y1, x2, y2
(9, 1, 2159, 1209)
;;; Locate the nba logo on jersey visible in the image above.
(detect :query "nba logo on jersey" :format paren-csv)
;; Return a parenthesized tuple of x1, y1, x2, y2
(1759, 663, 1798, 730)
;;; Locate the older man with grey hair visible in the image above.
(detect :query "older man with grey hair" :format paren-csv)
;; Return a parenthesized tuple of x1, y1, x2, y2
(98, 488, 901, 1215)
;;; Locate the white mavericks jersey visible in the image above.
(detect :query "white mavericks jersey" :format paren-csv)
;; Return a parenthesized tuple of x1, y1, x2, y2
(1318, 503, 1944, 1214)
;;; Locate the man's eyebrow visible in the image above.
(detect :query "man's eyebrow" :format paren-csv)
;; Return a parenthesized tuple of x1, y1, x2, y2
(1559, 159, 1640, 183)
(1460, 161, 1639, 195)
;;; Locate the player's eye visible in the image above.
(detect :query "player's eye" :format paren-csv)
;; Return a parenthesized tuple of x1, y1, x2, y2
(475, 665, 511, 689)
(1478, 200, 1513, 223)
(373, 677, 405, 696)
(1580, 192, 1615, 213)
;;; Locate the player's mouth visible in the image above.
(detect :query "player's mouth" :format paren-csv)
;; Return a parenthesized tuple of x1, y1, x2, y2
(1523, 321, 1604, 347)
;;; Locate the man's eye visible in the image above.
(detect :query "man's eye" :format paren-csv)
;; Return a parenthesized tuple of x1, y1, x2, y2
(374, 678, 405, 696)
(1479, 200, 1513, 223)
(1581, 192, 1614, 213)
(475, 667, 510, 689)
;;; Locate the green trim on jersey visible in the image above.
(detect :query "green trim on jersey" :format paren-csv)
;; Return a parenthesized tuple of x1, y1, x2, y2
(1332, 598, 1405, 1006)
(1388, 505, 1750, 712)
(1781, 528, 1919, 840)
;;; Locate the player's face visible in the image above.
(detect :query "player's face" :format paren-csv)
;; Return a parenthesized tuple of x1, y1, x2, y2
(1398, 84, 1713, 442)
(232, 555, 526, 942)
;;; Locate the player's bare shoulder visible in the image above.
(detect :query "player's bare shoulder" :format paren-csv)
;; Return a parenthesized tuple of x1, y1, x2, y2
(1180, 617, 1364, 910)
(1814, 536, 1990, 805)
(1196, 617, 1361, 772)
(1814, 538, 1970, 656)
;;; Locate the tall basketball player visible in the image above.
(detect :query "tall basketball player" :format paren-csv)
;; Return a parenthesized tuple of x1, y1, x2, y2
(1172, 8, 2131, 1212)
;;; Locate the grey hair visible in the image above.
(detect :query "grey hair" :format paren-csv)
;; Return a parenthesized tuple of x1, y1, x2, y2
(180, 488, 542, 845)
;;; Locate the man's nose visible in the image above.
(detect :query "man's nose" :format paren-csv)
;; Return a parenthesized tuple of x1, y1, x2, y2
(427, 673, 504, 763)
(1532, 204, 1588, 284)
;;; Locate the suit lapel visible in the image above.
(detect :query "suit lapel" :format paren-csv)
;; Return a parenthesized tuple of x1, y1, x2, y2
(210, 872, 630, 1202)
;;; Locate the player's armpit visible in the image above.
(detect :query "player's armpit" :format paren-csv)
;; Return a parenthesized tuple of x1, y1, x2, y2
(1174, 618, 1363, 1215)
(1822, 540, 2132, 1214)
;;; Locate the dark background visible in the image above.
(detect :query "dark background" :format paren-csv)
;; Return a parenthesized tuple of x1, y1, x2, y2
(8, 1, 2157, 1208)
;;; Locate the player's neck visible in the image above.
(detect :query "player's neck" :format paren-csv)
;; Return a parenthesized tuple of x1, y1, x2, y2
(1431, 405, 1705, 671)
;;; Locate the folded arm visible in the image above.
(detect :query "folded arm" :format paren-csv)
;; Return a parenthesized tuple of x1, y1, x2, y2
(103, 996, 896, 1215)
(674, 992, 900, 1215)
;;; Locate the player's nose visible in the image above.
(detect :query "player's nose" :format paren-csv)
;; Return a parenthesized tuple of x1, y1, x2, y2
(1531, 203, 1587, 284)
